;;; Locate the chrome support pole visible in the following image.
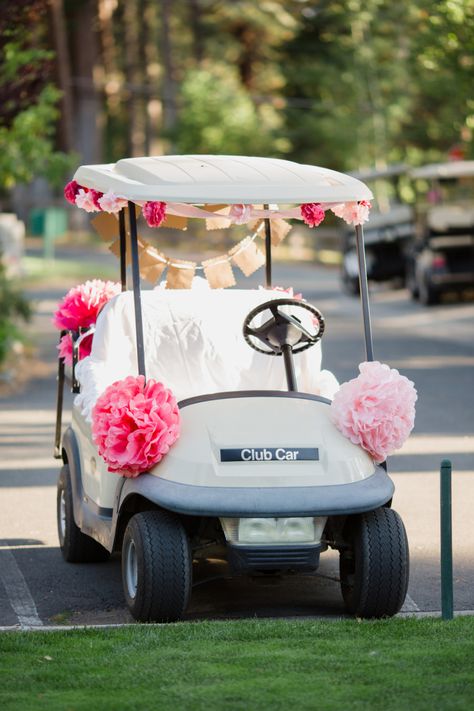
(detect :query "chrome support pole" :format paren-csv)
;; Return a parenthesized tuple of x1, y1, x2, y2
(128, 202, 146, 379)
(119, 208, 127, 291)
(354, 224, 374, 361)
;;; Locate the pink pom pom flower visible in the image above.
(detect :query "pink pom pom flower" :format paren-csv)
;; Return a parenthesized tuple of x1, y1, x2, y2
(75, 188, 101, 213)
(91, 375, 181, 476)
(53, 279, 121, 332)
(230, 204, 253, 225)
(330, 200, 371, 226)
(301, 203, 325, 228)
(98, 190, 128, 214)
(330, 361, 417, 463)
(64, 180, 81, 205)
(142, 201, 167, 227)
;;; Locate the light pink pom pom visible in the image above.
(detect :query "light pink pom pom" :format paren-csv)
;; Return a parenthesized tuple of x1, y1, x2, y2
(75, 188, 101, 213)
(301, 203, 325, 227)
(330, 361, 417, 463)
(98, 190, 128, 214)
(230, 204, 253, 225)
(53, 279, 121, 332)
(91, 375, 181, 476)
(142, 201, 167, 227)
(331, 200, 371, 226)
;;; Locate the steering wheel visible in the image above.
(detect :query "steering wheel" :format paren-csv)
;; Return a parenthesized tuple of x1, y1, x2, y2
(243, 298, 325, 356)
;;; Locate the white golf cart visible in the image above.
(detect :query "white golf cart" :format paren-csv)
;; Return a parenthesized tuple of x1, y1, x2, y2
(55, 155, 409, 622)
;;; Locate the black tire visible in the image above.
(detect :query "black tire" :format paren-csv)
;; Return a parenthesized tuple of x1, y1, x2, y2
(339, 507, 409, 619)
(57, 464, 110, 563)
(122, 510, 192, 623)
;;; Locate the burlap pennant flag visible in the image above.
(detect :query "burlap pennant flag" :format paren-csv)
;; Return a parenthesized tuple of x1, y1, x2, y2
(205, 205, 232, 230)
(230, 237, 265, 276)
(202, 256, 236, 289)
(109, 234, 146, 265)
(166, 260, 196, 289)
(139, 243, 168, 283)
(91, 212, 120, 242)
(268, 218, 292, 246)
(163, 214, 188, 230)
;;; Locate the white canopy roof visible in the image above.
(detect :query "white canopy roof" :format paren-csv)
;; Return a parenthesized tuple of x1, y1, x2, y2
(411, 161, 474, 180)
(73, 155, 373, 204)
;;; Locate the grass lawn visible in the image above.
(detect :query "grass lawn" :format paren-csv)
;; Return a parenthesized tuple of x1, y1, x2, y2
(0, 617, 473, 710)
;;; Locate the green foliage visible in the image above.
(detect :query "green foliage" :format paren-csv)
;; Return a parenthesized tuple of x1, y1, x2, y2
(0, 260, 31, 365)
(0, 1, 72, 189)
(171, 66, 287, 155)
(1, 618, 474, 710)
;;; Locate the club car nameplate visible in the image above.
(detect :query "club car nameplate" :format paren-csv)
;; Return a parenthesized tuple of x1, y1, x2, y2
(220, 447, 319, 462)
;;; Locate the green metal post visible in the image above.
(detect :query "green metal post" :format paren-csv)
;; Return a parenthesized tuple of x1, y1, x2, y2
(440, 459, 453, 620)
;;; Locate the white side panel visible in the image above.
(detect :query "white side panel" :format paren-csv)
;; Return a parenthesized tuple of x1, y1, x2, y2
(151, 397, 375, 488)
(72, 406, 119, 509)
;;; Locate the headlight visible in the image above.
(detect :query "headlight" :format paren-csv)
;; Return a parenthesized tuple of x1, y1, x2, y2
(220, 516, 326, 545)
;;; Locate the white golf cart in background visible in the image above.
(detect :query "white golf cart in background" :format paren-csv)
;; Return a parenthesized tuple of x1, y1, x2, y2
(407, 160, 474, 304)
(55, 155, 409, 622)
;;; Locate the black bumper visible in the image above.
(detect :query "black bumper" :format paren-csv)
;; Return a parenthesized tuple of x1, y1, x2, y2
(227, 543, 321, 572)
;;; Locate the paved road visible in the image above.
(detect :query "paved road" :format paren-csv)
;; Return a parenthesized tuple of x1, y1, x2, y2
(1, 257, 473, 627)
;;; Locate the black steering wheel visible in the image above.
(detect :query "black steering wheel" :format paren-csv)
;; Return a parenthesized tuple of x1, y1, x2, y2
(243, 298, 325, 356)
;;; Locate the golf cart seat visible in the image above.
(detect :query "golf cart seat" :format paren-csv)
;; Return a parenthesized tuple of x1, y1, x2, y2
(75, 281, 339, 420)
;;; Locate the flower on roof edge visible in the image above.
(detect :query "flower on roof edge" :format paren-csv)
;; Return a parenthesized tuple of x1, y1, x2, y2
(331, 200, 371, 226)
(300, 203, 325, 228)
(230, 204, 253, 225)
(142, 201, 167, 227)
(64, 180, 80, 205)
(98, 190, 128, 214)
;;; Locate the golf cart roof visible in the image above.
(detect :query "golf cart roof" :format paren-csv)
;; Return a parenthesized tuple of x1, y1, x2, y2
(74, 155, 373, 204)
(410, 161, 474, 180)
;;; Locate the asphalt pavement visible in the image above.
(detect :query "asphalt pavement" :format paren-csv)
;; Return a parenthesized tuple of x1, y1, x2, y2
(0, 255, 473, 627)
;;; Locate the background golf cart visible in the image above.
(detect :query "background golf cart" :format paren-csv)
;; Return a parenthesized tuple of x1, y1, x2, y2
(340, 165, 415, 295)
(56, 155, 409, 624)
(406, 161, 474, 305)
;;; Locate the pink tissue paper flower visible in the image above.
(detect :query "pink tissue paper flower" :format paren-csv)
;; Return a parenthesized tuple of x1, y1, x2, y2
(330, 201, 371, 226)
(64, 180, 81, 205)
(142, 201, 167, 227)
(75, 188, 102, 213)
(330, 361, 417, 463)
(301, 203, 325, 228)
(98, 190, 128, 214)
(57, 332, 94, 367)
(53, 279, 121, 332)
(230, 204, 253, 225)
(91, 375, 181, 476)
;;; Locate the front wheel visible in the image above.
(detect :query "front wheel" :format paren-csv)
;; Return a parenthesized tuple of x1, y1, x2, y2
(122, 510, 192, 622)
(339, 507, 409, 618)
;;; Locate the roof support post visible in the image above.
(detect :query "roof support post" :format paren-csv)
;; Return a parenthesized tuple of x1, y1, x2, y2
(354, 223, 374, 361)
(128, 201, 146, 379)
(119, 208, 127, 291)
(263, 206, 272, 287)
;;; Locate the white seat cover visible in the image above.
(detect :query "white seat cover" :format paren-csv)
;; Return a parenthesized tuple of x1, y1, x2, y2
(75, 282, 339, 420)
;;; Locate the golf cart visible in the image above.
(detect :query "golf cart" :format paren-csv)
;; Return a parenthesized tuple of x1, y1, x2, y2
(341, 165, 415, 294)
(55, 155, 409, 622)
(407, 160, 474, 305)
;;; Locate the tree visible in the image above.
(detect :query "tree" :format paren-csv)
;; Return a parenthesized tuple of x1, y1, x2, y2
(0, 0, 71, 190)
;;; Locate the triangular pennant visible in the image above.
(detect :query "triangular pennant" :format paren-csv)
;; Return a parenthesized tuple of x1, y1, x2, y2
(166, 260, 196, 289)
(91, 212, 119, 242)
(229, 237, 265, 276)
(202, 256, 236, 289)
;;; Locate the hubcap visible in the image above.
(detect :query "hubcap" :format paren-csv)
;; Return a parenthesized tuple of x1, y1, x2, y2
(59, 489, 67, 542)
(125, 538, 138, 600)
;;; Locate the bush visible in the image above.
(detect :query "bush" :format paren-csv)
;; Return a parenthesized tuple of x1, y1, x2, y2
(0, 259, 31, 365)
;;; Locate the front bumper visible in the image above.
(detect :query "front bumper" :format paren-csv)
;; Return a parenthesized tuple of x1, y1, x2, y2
(119, 465, 394, 518)
(227, 543, 321, 572)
